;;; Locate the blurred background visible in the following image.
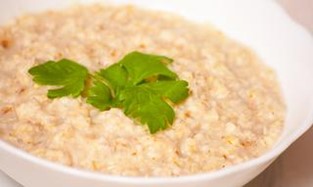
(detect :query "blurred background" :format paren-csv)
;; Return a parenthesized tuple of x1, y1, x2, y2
(278, 0, 313, 32)
(247, 0, 313, 186)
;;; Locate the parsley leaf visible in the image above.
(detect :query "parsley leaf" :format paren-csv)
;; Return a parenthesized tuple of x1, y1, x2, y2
(86, 79, 113, 111)
(96, 63, 128, 94)
(119, 51, 177, 85)
(119, 86, 175, 133)
(28, 59, 89, 98)
(140, 80, 189, 104)
(28, 51, 190, 134)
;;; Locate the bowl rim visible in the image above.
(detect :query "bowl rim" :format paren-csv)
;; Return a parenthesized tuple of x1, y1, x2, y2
(0, 0, 313, 185)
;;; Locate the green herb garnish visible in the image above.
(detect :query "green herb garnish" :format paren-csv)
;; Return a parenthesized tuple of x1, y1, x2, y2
(28, 59, 89, 98)
(28, 51, 189, 134)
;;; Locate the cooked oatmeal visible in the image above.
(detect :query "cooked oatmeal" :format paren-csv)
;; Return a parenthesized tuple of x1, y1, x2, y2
(0, 5, 285, 176)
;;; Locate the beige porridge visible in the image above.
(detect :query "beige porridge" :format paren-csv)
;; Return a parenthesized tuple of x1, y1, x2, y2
(0, 5, 285, 176)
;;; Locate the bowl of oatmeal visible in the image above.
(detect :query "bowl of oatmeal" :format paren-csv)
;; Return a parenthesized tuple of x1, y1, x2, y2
(0, 0, 312, 187)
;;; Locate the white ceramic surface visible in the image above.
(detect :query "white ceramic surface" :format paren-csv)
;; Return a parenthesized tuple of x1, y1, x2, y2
(0, 0, 312, 187)
(0, 171, 21, 187)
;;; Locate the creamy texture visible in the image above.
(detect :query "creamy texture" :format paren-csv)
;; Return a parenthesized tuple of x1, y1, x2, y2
(0, 5, 285, 176)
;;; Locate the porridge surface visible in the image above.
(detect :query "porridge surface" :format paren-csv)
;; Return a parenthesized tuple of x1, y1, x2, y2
(0, 5, 285, 176)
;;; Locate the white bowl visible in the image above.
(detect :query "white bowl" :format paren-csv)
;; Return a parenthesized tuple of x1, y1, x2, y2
(0, 0, 313, 187)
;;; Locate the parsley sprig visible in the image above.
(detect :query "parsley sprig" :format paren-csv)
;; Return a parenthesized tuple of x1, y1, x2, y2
(28, 51, 189, 134)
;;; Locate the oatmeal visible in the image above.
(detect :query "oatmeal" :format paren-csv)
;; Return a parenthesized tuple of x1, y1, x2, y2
(0, 5, 285, 176)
